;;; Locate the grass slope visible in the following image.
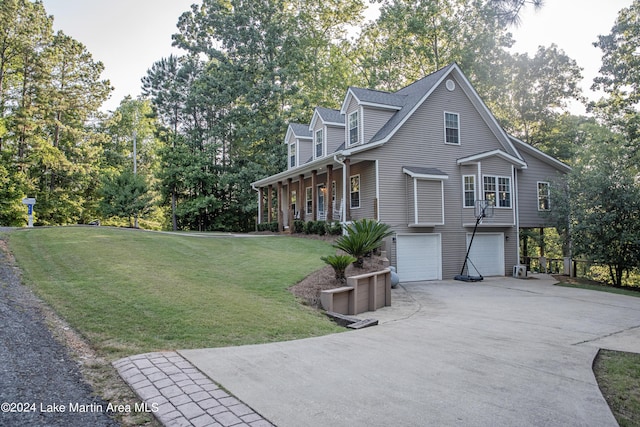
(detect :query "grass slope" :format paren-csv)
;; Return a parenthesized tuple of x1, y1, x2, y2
(594, 350, 640, 427)
(8, 227, 342, 359)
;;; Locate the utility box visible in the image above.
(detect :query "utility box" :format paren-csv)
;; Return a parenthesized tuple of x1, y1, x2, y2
(513, 265, 527, 279)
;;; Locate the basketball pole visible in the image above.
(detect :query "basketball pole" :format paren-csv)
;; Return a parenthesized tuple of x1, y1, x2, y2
(455, 202, 488, 282)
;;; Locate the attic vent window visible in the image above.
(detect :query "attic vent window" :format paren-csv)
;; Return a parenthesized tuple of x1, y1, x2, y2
(446, 79, 455, 91)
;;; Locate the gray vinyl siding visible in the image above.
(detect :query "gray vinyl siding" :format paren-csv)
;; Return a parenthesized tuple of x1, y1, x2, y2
(405, 177, 444, 225)
(345, 97, 360, 147)
(286, 133, 296, 170)
(327, 125, 345, 155)
(517, 151, 567, 228)
(363, 107, 396, 144)
(417, 180, 444, 224)
(367, 74, 517, 277)
(311, 121, 323, 159)
(349, 161, 376, 221)
(299, 138, 313, 166)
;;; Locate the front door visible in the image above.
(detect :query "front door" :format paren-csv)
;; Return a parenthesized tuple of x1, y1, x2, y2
(317, 184, 326, 220)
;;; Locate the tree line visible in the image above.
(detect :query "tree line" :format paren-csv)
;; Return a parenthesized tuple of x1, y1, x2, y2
(1, 0, 639, 285)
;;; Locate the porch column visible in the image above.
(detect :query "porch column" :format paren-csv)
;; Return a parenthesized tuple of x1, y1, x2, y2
(287, 178, 293, 228)
(311, 170, 317, 221)
(277, 181, 283, 232)
(326, 165, 334, 222)
(298, 174, 305, 222)
(344, 158, 351, 221)
(267, 185, 273, 223)
(258, 187, 264, 225)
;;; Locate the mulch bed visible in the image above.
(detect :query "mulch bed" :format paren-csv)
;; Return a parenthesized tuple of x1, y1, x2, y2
(289, 254, 389, 308)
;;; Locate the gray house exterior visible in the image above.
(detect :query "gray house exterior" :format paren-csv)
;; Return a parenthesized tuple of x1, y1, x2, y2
(252, 64, 570, 281)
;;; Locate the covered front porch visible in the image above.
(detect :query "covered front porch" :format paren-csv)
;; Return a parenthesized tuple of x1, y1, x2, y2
(253, 157, 355, 232)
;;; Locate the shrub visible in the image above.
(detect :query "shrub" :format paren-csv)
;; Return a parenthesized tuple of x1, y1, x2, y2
(333, 218, 393, 268)
(321, 254, 357, 282)
(327, 221, 343, 235)
(304, 220, 315, 234)
(293, 220, 305, 234)
(257, 221, 279, 232)
(313, 220, 327, 235)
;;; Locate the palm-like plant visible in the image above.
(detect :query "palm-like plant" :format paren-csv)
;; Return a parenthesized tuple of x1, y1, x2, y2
(333, 219, 393, 268)
(321, 254, 357, 282)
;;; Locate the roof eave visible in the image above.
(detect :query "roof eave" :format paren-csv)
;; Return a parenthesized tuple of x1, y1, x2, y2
(457, 149, 528, 169)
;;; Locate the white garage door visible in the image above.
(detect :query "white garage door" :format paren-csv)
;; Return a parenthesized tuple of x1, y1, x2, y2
(466, 233, 504, 277)
(396, 234, 442, 281)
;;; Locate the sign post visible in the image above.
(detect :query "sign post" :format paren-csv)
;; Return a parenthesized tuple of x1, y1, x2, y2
(21, 197, 36, 227)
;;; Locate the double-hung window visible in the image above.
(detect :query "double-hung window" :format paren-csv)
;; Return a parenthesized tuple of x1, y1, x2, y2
(315, 129, 323, 158)
(444, 112, 460, 145)
(538, 182, 550, 211)
(483, 176, 511, 208)
(348, 111, 359, 145)
(350, 175, 360, 208)
(305, 187, 313, 215)
(463, 175, 475, 208)
(289, 142, 296, 168)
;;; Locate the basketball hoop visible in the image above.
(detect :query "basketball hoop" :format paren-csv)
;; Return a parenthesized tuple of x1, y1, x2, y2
(474, 200, 495, 221)
(455, 200, 495, 282)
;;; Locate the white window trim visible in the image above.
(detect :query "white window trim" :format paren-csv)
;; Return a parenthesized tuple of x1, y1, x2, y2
(444, 111, 460, 145)
(463, 175, 475, 208)
(537, 181, 551, 211)
(289, 142, 297, 168)
(348, 110, 359, 147)
(483, 175, 512, 209)
(411, 178, 445, 226)
(315, 128, 324, 159)
(350, 174, 360, 209)
(305, 187, 313, 215)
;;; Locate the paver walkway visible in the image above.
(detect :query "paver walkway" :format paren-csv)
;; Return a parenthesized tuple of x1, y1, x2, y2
(113, 352, 273, 427)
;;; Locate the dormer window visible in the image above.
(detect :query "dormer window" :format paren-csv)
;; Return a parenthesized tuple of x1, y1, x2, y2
(315, 129, 323, 158)
(348, 111, 359, 145)
(289, 142, 296, 168)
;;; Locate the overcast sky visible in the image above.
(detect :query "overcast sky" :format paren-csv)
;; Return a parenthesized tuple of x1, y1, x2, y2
(40, 0, 633, 114)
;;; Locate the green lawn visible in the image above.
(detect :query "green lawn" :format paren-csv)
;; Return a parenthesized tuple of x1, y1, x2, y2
(555, 280, 640, 298)
(7, 227, 342, 359)
(594, 350, 640, 427)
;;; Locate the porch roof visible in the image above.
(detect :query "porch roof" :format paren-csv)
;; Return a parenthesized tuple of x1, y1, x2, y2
(403, 166, 449, 180)
(456, 149, 527, 169)
(251, 157, 343, 189)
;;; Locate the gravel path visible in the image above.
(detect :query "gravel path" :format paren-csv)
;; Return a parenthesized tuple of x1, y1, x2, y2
(0, 231, 118, 426)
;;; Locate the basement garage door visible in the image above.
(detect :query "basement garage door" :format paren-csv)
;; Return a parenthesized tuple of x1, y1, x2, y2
(466, 233, 505, 277)
(396, 234, 442, 281)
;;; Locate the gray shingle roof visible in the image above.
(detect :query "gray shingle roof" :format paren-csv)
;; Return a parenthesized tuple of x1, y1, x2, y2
(349, 87, 406, 108)
(289, 123, 312, 138)
(369, 65, 455, 144)
(315, 107, 344, 124)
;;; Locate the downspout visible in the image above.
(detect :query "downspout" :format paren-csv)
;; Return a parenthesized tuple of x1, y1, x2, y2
(513, 165, 521, 267)
(334, 154, 347, 223)
(375, 159, 380, 221)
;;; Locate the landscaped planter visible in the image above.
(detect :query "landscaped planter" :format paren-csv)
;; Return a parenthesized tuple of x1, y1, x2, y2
(320, 269, 391, 315)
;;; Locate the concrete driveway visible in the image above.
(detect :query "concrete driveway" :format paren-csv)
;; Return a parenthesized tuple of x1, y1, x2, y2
(180, 276, 640, 427)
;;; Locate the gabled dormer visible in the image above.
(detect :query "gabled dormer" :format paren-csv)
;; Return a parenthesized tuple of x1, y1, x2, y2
(309, 107, 345, 160)
(284, 123, 312, 169)
(340, 87, 406, 148)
